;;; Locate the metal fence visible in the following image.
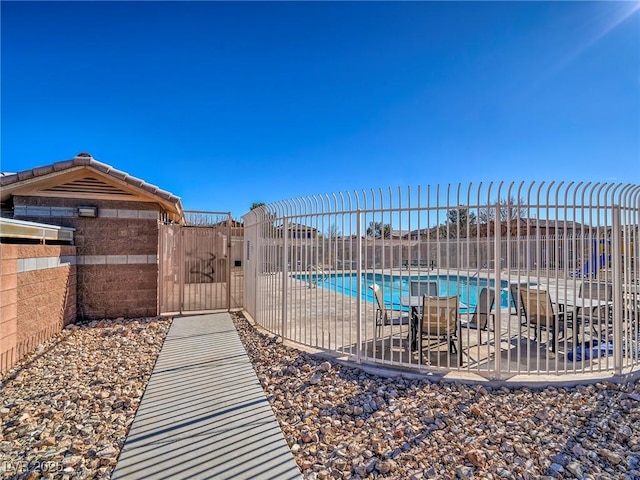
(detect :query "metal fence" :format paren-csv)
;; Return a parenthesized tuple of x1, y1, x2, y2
(243, 182, 640, 380)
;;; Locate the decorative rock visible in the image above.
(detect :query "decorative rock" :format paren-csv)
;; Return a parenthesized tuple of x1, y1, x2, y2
(456, 466, 475, 479)
(61, 455, 83, 467)
(376, 459, 397, 474)
(319, 361, 332, 372)
(467, 449, 487, 468)
(548, 463, 565, 477)
(0, 317, 170, 479)
(5, 311, 640, 480)
(598, 448, 623, 465)
(231, 312, 640, 479)
(566, 461, 585, 478)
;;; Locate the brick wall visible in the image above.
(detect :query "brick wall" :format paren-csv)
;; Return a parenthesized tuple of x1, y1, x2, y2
(0, 244, 76, 373)
(13, 196, 161, 320)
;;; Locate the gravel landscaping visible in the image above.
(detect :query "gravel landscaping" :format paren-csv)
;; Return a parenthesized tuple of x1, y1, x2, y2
(232, 313, 640, 480)
(0, 317, 171, 480)
(2, 311, 640, 480)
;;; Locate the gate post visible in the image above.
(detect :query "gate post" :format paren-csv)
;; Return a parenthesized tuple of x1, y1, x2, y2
(226, 212, 232, 311)
(493, 202, 502, 378)
(356, 210, 362, 363)
(612, 205, 623, 374)
(179, 226, 185, 314)
(157, 223, 164, 316)
(282, 217, 289, 337)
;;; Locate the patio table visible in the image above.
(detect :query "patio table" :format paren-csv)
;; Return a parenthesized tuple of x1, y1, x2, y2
(400, 296, 422, 350)
(523, 286, 613, 349)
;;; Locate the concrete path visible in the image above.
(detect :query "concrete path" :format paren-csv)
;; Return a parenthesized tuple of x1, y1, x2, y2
(112, 313, 302, 480)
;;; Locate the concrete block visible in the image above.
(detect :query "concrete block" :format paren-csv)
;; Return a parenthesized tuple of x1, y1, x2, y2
(105, 255, 126, 265)
(118, 209, 139, 218)
(99, 208, 118, 218)
(83, 255, 106, 265)
(23, 258, 37, 272)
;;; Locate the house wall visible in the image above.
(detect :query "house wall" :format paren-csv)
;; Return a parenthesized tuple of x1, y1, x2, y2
(12, 196, 161, 320)
(0, 244, 76, 373)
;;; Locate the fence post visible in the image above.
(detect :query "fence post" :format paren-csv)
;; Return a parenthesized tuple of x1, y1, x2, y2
(612, 205, 623, 374)
(226, 212, 232, 311)
(282, 217, 289, 337)
(356, 210, 362, 363)
(179, 226, 185, 315)
(494, 202, 502, 378)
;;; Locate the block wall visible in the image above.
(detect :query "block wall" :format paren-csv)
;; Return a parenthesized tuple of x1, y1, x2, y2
(13, 196, 161, 320)
(0, 244, 76, 373)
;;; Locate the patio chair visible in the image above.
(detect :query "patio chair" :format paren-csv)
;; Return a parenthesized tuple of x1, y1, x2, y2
(419, 295, 461, 360)
(520, 287, 571, 352)
(369, 283, 409, 336)
(461, 287, 496, 332)
(576, 282, 613, 338)
(509, 282, 528, 319)
(410, 280, 438, 297)
(409, 280, 438, 317)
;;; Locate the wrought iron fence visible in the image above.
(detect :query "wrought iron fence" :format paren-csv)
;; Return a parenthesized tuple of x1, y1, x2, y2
(243, 182, 640, 380)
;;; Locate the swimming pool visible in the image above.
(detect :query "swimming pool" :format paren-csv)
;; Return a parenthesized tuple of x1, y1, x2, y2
(293, 272, 512, 313)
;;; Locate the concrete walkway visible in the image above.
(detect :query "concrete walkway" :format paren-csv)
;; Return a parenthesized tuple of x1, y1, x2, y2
(112, 313, 302, 480)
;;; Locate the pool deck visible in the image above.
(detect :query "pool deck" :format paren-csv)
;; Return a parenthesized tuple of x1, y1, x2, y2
(112, 313, 302, 480)
(255, 268, 624, 381)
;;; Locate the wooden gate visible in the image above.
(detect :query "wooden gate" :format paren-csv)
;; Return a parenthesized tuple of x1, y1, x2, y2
(158, 211, 244, 314)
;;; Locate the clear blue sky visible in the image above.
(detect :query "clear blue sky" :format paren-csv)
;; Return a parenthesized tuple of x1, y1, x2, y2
(2, 1, 639, 220)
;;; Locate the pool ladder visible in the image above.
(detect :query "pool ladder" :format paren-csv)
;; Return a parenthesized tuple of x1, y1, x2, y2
(307, 265, 328, 288)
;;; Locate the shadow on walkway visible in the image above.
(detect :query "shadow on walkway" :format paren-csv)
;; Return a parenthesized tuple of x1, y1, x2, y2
(112, 313, 302, 480)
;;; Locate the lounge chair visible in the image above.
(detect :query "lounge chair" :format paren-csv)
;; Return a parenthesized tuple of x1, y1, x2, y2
(520, 287, 572, 352)
(369, 283, 409, 336)
(461, 287, 496, 332)
(419, 295, 461, 361)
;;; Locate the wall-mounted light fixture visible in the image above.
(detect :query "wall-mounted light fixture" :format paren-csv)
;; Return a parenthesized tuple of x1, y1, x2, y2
(77, 206, 98, 218)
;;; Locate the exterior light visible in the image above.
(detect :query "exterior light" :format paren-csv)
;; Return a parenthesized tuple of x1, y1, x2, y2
(78, 206, 98, 217)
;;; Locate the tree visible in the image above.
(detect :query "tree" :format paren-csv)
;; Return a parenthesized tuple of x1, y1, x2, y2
(326, 223, 341, 238)
(249, 202, 277, 237)
(439, 207, 477, 238)
(478, 196, 527, 224)
(366, 221, 391, 238)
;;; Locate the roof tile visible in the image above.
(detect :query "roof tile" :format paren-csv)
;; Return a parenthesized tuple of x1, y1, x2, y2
(53, 160, 75, 171)
(32, 165, 54, 177)
(73, 156, 92, 166)
(1, 154, 183, 219)
(108, 168, 128, 180)
(0, 173, 18, 186)
(17, 170, 35, 181)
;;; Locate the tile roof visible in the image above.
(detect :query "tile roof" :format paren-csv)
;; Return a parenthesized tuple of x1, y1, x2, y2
(0, 152, 182, 209)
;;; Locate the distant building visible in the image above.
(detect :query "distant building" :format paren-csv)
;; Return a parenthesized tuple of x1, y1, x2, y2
(275, 222, 319, 239)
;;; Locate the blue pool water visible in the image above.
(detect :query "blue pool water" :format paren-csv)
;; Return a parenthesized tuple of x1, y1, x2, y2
(293, 272, 512, 313)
